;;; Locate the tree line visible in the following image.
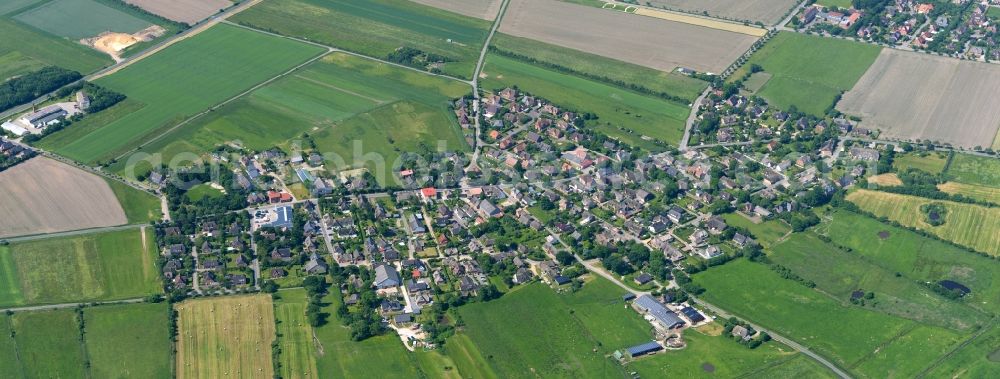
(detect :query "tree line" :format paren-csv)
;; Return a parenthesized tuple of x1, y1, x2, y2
(0, 66, 82, 113)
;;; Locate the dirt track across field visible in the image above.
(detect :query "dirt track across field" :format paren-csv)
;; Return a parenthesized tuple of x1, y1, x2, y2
(838, 49, 1000, 149)
(409, 0, 502, 20)
(499, 0, 758, 73)
(125, 0, 233, 25)
(0, 157, 126, 238)
(643, 0, 800, 25)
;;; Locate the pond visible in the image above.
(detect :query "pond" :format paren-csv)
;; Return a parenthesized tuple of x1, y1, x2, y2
(938, 280, 971, 295)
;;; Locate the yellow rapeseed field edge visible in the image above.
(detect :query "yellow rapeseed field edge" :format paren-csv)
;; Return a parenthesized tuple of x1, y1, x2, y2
(632, 7, 768, 37)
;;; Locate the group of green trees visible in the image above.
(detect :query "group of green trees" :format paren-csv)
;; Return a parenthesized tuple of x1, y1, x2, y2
(0, 148, 35, 172)
(330, 266, 385, 341)
(302, 276, 330, 327)
(0, 66, 81, 112)
(722, 317, 771, 349)
(162, 168, 252, 225)
(386, 47, 450, 72)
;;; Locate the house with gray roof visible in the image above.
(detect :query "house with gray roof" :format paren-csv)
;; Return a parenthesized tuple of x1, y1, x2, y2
(374, 264, 401, 289)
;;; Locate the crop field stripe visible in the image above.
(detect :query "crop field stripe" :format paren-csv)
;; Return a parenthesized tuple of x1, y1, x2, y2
(292, 74, 386, 104)
(0, 228, 160, 307)
(274, 289, 319, 379)
(0, 249, 25, 307)
(846, 189, 1000, 256)
(937, 182, 1000, 204)
(733, 32, 880, 115)
(13, 0, 154, 39)
(0, 0, 42, 16)
(489, 33, 709, 102)
(109, 47, 333, 162)
(84, 302, 171, 378)
(632, 7, 767, 36)
(838, 50, 1000, 149)
(943, 153, 1000, 187)
(0, 18, 111, 74)
(175, 294, 276, 379)
(54, 23, 326, 163)
(11, 310, 87, 378)
(224, 20, 473, 85)
(231, 0, 491, 79)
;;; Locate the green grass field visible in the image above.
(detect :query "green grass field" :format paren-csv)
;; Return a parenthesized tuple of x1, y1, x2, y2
(722, 212, 790, 247)
(104, 178, 162, 223)
(847, 189, 1000, 256)
(745, 354, 838, 378)
(818, 210, 1000, 316)
(988, 6, 1000, 21)
(0, 0, 41, 16)
(0, 314, 19, 376)
(313, 290, 429, 378)
(121, 52, 470, 182)
(732, 32, 881, 115)
(0, 18, 111, 76)
(11, 310, 87, 379)
(490, 33, 708, 102)
(482, 54, 689, 149)
(628, 326, 803, 378)
(0, 227, 160, 307)
(944, 152, 1000, 187)
(0, 50, 43, 82)
(922, 322, 1000, 377)
(694, 259, 964, 374)
(274, 289, 319, 379)
(769, 232, 988, 331)
(84, 303, 171, 379)
(185, 183, 224, 202)
(50, 24, 324, 164)
(34, 99, 143, 152)
(455, 277, 655, 378)
(13, 0, 152, 39)
(817, 0, 854, 8)
(232, 0, 490, 79)
(445, 333, 498, 379)
(892, 151, 949, 174)
(175, 294, 277, 378)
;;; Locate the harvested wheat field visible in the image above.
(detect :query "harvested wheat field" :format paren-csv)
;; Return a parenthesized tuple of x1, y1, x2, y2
(409, 0, 502, 20)
(644, 0, 800, 25)
(867, 173, 902, 186)
(500, 0, 758, 73)
(176, 294, 276, 379)
(938, 182, 1000, 204)
(838, 49, 1000, 149)
(0, 157, 126, 238)
(124, 0, 232, 25)
(633, 7, 767, 36)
